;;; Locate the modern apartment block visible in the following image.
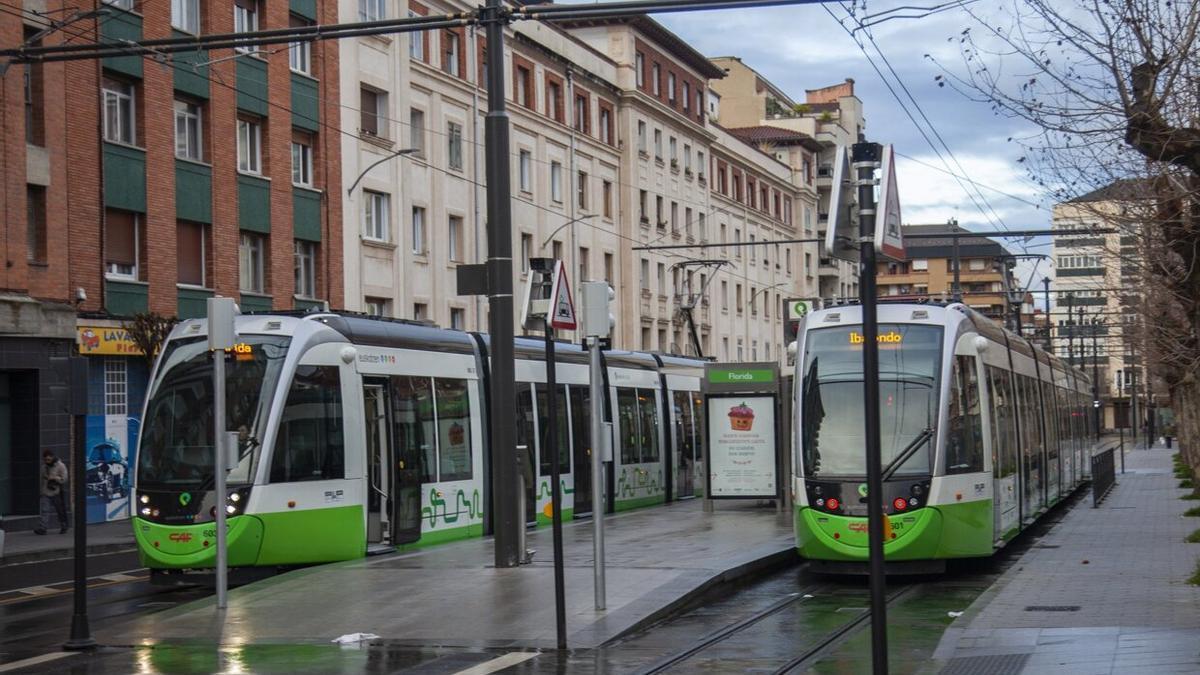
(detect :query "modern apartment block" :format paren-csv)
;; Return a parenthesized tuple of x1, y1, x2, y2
(708, 57, 862, 303)
(0, 0, 342, 525)
(1052, 180, 1145, 429)
(342, 10, 825, 358)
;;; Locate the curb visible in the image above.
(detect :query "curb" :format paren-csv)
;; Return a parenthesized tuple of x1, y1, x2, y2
(0, 541, 138, 568)
(600, 544, 800, 645)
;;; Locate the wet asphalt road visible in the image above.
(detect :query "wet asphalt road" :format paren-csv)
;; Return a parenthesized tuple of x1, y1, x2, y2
(0, 493, 1079, 674)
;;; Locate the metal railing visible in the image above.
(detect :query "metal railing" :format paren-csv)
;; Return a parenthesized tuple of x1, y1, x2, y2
(1091, 446, 1117, 507)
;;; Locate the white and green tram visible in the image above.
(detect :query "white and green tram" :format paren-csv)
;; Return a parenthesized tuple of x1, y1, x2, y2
(133, 312, 706, 576)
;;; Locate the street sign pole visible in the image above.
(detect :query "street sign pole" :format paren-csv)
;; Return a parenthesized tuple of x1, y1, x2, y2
(581, 281, 611, 611)
(64, 356, 95, 651)
(853, 141, 888, 674)
(208, 298, 237, 610)
(544, 321, 567, 650)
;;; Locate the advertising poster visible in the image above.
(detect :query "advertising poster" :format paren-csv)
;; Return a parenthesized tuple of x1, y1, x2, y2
(84, 415, 138, 524)
(706, 395, 776, 498)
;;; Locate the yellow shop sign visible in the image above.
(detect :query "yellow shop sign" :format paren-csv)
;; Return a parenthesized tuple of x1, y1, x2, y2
(77, 325, 143, 356)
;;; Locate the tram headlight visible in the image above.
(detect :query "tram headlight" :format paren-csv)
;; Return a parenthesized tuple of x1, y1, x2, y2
(139, 494, 150, 504)
(141, 507, 151, 516)
(226, 505, 237, 515)
(229, 492, 240, 503)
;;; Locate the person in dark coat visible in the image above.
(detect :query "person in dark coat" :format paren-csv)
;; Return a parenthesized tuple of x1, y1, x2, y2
(35, 450, 69, 535)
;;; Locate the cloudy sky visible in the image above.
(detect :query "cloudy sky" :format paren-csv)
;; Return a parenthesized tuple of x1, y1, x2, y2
(656, 2, 1057, 297)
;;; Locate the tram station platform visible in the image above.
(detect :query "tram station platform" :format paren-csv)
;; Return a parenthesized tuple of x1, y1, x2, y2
(933, 441, 1200, 674)
(99, 499, 795, 649)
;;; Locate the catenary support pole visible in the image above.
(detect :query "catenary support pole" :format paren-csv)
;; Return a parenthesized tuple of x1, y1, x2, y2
(1042, 277, 1052, 351)
(64, 355, 95, 650)
(545, 324, 567, 650)
(589, 335, 607, 610)
(951, 233, 961, 301)
(852, 140, 888, 674)
(1092, 319, 1101, 441)
(483, 0, 521, 568)
(1066, 293, 1074, 366)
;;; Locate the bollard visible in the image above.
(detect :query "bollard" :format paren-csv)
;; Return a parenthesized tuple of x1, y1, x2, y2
(1119, 428, 1125, 474)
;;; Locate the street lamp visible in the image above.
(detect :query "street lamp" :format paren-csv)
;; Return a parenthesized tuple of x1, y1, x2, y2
(346, 147, 418, 196)
(540, 213, 598, 251)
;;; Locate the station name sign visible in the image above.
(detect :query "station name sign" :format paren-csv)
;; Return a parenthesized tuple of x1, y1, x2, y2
(848, 331, 904, 345)
(707, 368, 775, 385)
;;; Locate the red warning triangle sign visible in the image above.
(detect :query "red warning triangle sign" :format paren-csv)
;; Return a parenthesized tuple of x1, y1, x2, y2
(547, 261, 577, 330)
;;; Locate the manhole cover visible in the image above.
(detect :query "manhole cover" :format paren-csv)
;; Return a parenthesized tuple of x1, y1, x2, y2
(941, 653, 1029, 675)
(1024, 605, 1080, 612)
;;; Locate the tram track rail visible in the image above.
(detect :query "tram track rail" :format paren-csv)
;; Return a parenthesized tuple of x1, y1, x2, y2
(633, 575, 922, 675)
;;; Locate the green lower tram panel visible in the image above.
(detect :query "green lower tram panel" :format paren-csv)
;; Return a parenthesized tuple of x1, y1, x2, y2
(794, 499, 995, 561)
(133, 506, 366, 569)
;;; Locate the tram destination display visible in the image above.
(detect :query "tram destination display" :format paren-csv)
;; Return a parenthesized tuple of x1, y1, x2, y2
(705, 394, 778, 498)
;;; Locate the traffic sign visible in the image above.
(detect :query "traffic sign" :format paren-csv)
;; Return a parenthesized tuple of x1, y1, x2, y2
(823, 145, 859, 262)
(874, 144, 904, 261)
(547, 260, 577, 330)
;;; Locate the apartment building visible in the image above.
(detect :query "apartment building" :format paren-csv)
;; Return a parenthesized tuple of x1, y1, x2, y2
(1052, 180, 1146, 429)
(0, 0, 342, 526)
(341, 5, 622, 337)
(708, 58, 862, 303)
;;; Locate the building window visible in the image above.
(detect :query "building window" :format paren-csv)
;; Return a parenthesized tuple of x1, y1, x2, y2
(237, 117, 262, 174)
(177, 221, 207, 287)
(289, 15, 312, 74)
(671, 201, 678, 231)
(639, 190, 648, 222)
(652, 63, 660, 95)
(413, 303, 428, 321)
(104, 359, 127, 416)
(578, 246, 589, 281)
(364, 297, 390, 316)
(786, 249, 792, 275)
(408, 10, 423, 59)
(721, 280, 728, 309)
(359, 0, 385, 21)
(682, 82, 690, 111)
(23, 32, 44, 146)
(637, 121, 647, 153)
(362, 190, 390, 242)
(640, 258, 650, 289)
(577, 171, 588, 210)
(635, 51, 645, 87)
(669, 137, 677, 164)
(657, 262, 665, 295)
(442, 29, 460, 76)
(550, 161, 563, 202)
(697, 151, 705, 179)
(603, 180, 613, 219)
(447, 121, 463, 170)
(294, 240, 317, 298)
(654, 129, 662, 159)
(448, 215, 464, 262)
(574, 94, 588, 133)
(239, 232, 266, 293)
(552, 240, 563, 261)
(174, 99, 202, 161)
(656, 195, 664, 228)
(103, 0, 135, 9)
(234, 0, 259, 53)
(411, 206, 426, 254)
(667, 72, 676, 102)
(26, 185, 46, 263)
(291, 135, 313, 187)
(360, 87, 385, 137)
(172, 0, 200, 34)
(105, 209, 139, 280)
(515, 65, 532, 108)
(521, 233, 533, 273)
(547, 80, 561, 121)
(519, 150, 532, 192)
(409, 108, 425, 156)
(604, 252, 614, 283)
(698, 213, 706, 240)
(683, 144, 691, 171)
(600, 108, 611, 144)
(102, 77, 135, 145)
(450, 307, 465, 330)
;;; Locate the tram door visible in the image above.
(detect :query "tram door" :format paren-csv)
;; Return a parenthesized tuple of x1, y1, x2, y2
(363, 383, 390, 544)
(388, 377, 424, 545)
(673, 391, 696, 499)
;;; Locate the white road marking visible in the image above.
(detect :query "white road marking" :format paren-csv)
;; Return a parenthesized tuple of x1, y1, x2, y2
(98, 573, 140, 582)
(0, 652, 77, 673)
(16, 586, 59, 596)
(452, 651, 539, 675)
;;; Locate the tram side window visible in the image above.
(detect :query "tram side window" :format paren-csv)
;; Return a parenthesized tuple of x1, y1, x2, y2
(516, 383, 536, 487)
(674, 391, 696, 471)
(946, 356, 983, 474)
(987, 367, 1009, 477)
(617, 387, 641, 464)
(1044, 384, 1059, 460)
(391, 375, 436, 484)
(638, 389, 661, 462)
(691, 394, 704, 467)
(569, 387, 591, 466)
(536, 384, 570, 476)
(270, 366, 345, 482)
(435, 378, 473, 482)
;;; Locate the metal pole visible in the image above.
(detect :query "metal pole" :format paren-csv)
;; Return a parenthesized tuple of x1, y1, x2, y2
(1066, 293, 1074, 366)
(853, 141, 888, 674)
(1119, 427, 1125, 474)
(64, 368, 95, 650)
(1131, 367, 1138, 450)
(589, 336, 606, 609)
(951, 233, 961, 301)
(544, 324, 567, 650)
(1042, 277, 1052, 351)
(1092, 320, 1100, 441)
(483, 0, 521, 568)
(214, 344, 228, 608)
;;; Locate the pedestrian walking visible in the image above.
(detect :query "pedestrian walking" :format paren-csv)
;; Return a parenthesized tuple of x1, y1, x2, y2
(35, 449, 69, 535)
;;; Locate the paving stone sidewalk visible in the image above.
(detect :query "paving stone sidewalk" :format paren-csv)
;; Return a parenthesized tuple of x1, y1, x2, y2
(0, 519, 135, 566)
(932, 442, 1200, 674)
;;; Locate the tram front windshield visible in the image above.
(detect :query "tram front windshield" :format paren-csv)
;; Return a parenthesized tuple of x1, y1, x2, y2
(800, 324, 942, 478)
(137, 335, 290, 489)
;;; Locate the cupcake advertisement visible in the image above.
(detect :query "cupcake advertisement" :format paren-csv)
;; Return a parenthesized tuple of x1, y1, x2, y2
(706, 395, 777, 498)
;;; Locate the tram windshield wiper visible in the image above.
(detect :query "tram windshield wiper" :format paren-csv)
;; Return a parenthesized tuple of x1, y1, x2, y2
(881, 427, 933, 482)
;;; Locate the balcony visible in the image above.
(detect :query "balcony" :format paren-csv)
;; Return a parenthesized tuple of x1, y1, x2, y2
(818, 257, 840, 278)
